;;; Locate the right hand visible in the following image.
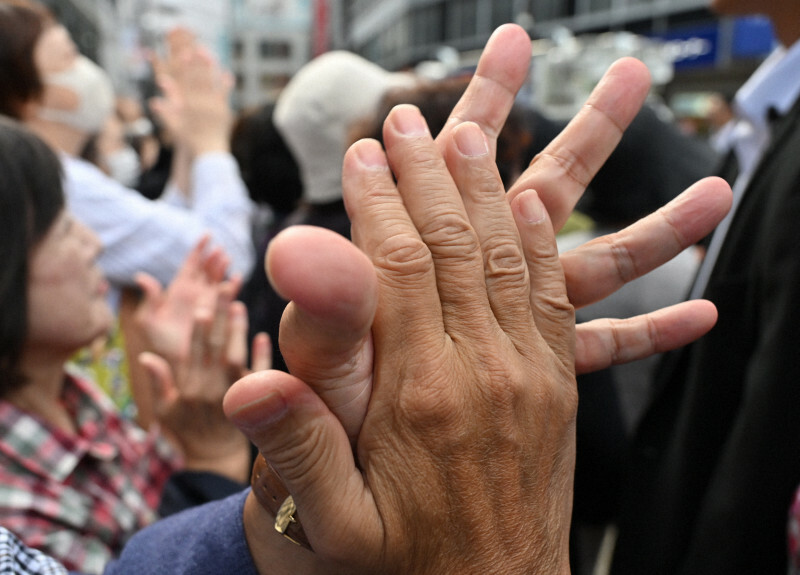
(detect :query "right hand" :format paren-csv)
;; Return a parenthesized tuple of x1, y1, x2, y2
(149, 28, 234, 156)
(272, 24, 731, 440)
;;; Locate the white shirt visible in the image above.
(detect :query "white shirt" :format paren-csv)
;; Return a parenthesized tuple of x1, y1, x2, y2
(690, 40, 800, 299)
(62, 152, 255, 293)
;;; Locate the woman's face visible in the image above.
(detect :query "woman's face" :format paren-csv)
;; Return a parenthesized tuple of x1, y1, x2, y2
(26, 210, 112, 355)
(33, 23, 77, 76)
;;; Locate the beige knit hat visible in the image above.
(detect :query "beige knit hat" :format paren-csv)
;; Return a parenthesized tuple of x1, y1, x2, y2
(274, 51, 416, 204)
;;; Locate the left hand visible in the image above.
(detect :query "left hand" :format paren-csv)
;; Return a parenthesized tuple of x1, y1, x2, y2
(134, 235, 231, 363)
(140, 282, 260, 482)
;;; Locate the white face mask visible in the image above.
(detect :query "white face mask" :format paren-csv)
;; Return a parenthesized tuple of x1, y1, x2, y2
(38, 55, 114, 134)
(105, 145, 141, 187)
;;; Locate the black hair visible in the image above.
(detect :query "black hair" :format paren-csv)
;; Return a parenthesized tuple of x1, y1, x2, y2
(0, 116, 65, 393)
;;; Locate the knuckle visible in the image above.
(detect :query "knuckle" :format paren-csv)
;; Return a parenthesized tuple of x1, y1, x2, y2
(481, 362, 527, 407)
(394, 361, 462, 429)
(374, 233, 434, 282)
(532, 148, 592, 189)
(604, 235, 639, 284)
(483, 236, 527, 281)
(419, 210, 481, 259)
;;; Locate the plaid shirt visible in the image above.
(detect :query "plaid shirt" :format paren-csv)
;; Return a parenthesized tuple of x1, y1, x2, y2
(790, 486, 800, 574)
(0, 371, 181, 574)
(0, 527, 67, 575)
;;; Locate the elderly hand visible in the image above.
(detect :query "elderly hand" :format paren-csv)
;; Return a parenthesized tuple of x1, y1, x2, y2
(272, 24, 731, 442)
(226, 104, 577, 573)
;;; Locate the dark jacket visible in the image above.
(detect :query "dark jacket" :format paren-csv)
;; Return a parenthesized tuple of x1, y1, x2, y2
(612, 94, 800, 574)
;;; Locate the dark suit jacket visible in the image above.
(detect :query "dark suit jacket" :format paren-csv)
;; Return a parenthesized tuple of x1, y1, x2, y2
(611, 95, 800, 574)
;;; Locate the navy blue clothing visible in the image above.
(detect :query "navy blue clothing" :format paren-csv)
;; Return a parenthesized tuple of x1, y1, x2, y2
(101, 491, 258, 575)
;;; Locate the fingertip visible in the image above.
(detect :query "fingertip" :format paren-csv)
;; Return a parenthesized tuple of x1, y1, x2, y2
(346, 138, 389, 171)
(691, 298, 719, 326)
(224, 371, 324, 436)
(512, 189, 547, 225)
(386, 104, 430, 138)
(138, 351, 156, 369)
(224, 380, 290, 431)
(452, 121, 490, 158)
(266, 226, 377, 325)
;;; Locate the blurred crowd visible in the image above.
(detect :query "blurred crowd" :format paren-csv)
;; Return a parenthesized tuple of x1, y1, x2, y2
(0, 0, 798, 573)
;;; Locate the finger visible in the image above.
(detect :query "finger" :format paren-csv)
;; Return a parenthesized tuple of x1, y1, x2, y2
(509, 57, 652, 230)
(435, 24, 532, 157)
(250, 332, 272, 372)
(225, 300, 249, 376)
(154, 73, 183, 107)
(268, 226, 377, 441)
(138, 351, 178, 413)
(206, 283, 236, 364)
(344, 135, 449, 362)
(443, 121, 534, 346)
(574, 299, 718, 374)
(380, 106, 492, 336)
(225, 273, 243, 300)
(134, 272, 164, 312)
(510, 190, 574, 371)
(562, 177, 732, 308)
(224, 370, 379, 557)
(180, 235, 210, 279)
(201, 246, 228, 284)
(189, 307, 213, 377)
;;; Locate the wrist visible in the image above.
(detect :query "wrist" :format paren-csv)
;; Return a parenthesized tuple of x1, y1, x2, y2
(191, 138, 230, 156)
(182, 433, 252, 482)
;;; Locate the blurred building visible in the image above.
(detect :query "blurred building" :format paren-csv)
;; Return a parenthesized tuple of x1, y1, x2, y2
(340, 0, 776, 101)
(46, 0, 316, 108)
(230, 0, 313, 108)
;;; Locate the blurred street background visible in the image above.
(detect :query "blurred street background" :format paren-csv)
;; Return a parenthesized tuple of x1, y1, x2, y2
(44, 0, 775, 133)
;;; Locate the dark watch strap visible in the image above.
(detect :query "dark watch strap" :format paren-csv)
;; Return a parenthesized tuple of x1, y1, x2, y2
(250, 454, 313, 551)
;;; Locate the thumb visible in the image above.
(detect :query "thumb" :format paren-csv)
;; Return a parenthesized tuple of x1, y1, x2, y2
(223, 370, 380, 559)
(138, 351, 177, 411)
(267, 226, 378, 441)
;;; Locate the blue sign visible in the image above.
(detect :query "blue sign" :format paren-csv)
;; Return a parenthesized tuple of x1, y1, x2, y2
(655, 24, 718, 70)
(732, 16, 775, 58)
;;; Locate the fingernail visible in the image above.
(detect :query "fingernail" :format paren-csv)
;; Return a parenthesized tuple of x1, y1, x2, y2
(355, 140, 388, 169)
(517, 189, 546, 224)
(454, 123, 489, 157)
(231, 391, 289, 428)
(393, 105, 428, 136)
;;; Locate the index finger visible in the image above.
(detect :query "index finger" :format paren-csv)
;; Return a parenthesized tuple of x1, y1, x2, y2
(509, 57, 651, 230)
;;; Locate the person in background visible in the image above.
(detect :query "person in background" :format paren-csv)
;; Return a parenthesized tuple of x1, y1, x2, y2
(611, 0, 800, 572)
(352, 75, 535, 190)
(230, 103, 304, 357)
(0, 0, 254, 297)
(0, 0, 255, 422)
(0, 116, 258, 573)
(0, 23, 733, 575)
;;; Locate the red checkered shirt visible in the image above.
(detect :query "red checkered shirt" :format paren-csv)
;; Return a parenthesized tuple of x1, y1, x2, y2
(0, 370, 181, 574)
